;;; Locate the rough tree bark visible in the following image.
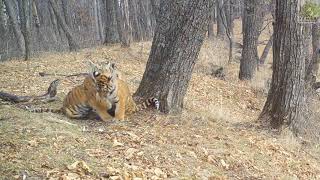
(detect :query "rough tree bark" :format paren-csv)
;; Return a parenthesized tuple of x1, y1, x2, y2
(239, 0, 264, 80)
(3, 0, 25, 55)
(105, 0, 119, 44)
(135, 0, 213, 114)
(49, 0, 79, 51)
(259, 0, 306, 132)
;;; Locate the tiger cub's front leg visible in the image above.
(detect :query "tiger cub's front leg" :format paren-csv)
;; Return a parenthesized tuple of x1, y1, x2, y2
(89, 98, 113, 122)
(114, 98, 126, 121)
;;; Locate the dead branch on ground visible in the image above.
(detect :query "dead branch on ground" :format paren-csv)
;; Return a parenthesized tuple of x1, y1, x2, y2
(0, 79, 60, 103)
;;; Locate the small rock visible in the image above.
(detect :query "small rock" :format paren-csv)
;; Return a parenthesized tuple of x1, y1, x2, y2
(112, 139, 124, 147)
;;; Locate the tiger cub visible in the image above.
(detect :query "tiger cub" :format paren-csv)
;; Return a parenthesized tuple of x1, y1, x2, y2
(29, 61, 159, 121)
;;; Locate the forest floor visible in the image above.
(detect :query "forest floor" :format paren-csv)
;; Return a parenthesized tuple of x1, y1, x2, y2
(1, 22, 320, 179)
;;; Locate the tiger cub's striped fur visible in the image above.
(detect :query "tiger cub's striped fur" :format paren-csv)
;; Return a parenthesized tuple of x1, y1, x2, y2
(29, 61, 159, 121)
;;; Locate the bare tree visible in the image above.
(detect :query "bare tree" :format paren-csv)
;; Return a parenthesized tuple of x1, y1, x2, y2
(105, 0, 119, 44)
(239, 0, 265, 80)
(18, 0, 32, 60)
(259, 0, 306, 133)
(135, 0, 213, 113)
(114, 0, 131, 47)
(3, 0, 25, 56)
(216, 0, 227, 38)
(49, 0, 79, 51)
(208, 2, 215, 38)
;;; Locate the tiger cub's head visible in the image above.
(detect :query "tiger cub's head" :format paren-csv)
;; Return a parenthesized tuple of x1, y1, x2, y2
(88, 60, 118, 96)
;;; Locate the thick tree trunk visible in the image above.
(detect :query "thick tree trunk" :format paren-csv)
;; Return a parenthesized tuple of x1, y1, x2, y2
(3, 0, 25, 55)
(135, 0, 212, 114)
(49, 0, 79, 51)
(239, 0, 264, 80)
(260, 34, 273, 64)
(259, 0, 306, 132)
(105, 0, 119, 44)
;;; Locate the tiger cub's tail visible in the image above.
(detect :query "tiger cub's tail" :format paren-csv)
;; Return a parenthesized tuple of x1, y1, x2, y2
(135, 97, 159, 112)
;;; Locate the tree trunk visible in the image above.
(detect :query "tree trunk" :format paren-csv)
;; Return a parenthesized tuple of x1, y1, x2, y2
(306, 21, 320, 86)
(61, 0, 71, 27)
(208, 3, 215, 38)
(18, 0, 32, 60)
(216, 0, 226, 39)
(225, 0, 234, 63)
(135, 0, 213, 114)
(239, 0, 264, 80)
(260, 34, 273, 64)
(49, 0, 79, 51)
(32, 0, 40, 28)
(114, 0, 131, 47)
(105, 0, 119, 44)
(3, 0, 25, 55)
(0, 0, 6, 56)
(259, 0, 306, 132)
(129, 0, 142, 41)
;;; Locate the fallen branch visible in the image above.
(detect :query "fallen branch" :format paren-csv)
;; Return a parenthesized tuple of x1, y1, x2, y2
(0, 79, 60, 103)
(39, 72, 88, 78)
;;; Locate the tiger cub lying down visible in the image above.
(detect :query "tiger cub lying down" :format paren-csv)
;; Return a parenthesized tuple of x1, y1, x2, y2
(29, 61, 159, 121)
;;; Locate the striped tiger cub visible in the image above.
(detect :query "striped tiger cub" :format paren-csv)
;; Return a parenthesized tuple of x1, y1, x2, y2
(28, 61, 159, 121)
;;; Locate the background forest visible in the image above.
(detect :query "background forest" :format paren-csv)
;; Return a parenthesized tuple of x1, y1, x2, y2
(1, 0, 320, 179)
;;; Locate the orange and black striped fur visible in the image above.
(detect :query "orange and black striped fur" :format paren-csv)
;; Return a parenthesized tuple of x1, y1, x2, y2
(29, 61, 159, 121)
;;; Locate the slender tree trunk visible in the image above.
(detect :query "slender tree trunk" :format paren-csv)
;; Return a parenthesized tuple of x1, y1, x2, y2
(32, 0, 40, 28)
(49, 0, 79, 51)
(0, 0, 6, 56)
(18, 0, 32, 60)
(225, 0, 234, 63)
(208, 3, 215, 38)
(239, 0, 264, 80)
(61, 0, 71, 27)
(3, 0, 25, 55)
(114, 0, 131, 47)
(260, 34, 273, 64)
(259, 0, 306, 133)
(105, 0, 119, 44)
(216, 0, 226, 39)
(135, 0, 213, 113)
(306, 21, 320, 86)
(129, 0, 142, 41)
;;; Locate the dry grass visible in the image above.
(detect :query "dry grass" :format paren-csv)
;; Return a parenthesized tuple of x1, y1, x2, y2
(1, 21, 320, 179)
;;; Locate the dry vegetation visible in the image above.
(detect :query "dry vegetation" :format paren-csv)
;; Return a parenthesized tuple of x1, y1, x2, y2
(1, 21, 320, 179)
